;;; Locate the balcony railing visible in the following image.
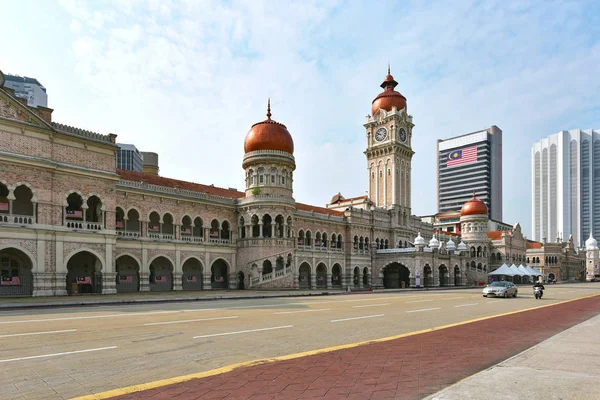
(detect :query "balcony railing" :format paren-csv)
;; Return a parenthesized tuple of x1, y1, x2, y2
(181, 235, 204, 243)
(117, 230, 141, 238)
(0, 214, 35, 225)
(66, 221, 103, 230)
(148, 233, 174, 240)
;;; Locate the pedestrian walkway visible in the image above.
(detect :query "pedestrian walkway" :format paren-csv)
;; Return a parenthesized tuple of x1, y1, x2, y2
(428, 310, 600, 400)
(81, 295, 600, 400)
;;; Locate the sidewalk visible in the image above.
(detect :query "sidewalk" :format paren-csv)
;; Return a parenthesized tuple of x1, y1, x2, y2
(428, 310, 600, 400)
(85, 295, 600, 400)
(0, 286, 474, 310)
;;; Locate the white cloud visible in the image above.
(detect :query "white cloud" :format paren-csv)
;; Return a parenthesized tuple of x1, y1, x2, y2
(26, 0, 598, 238)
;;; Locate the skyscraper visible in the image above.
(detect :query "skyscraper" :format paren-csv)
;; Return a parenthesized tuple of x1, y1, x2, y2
(531, 129, 600, 248)
(437, 126, 503, 221)
(116, 143, 143, 172)
(3, 74, 48, 108)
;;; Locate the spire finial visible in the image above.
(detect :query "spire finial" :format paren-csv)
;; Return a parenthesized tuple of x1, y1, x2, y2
(473, 190, 476, 198)
(266, 98, 271, 120)
(388, 63, 390, 75)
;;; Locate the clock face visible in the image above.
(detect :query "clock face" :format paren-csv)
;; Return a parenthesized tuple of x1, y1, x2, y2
(375, 127, 387, 142)
(399, 128, 407, 142)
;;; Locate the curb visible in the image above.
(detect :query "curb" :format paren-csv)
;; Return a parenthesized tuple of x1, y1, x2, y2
(0, 286, 479, 311)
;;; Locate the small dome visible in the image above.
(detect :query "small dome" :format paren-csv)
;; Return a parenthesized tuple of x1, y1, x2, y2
(586, 233, 598, 250)
(446, 238, 456, 250)
(461, 193, 488, 217)
(414, 232, 425, 246)
(428, 235, 439, 248)
(371, 66, 407, 116)
(457, 240, 468, 251)
(244, 99, 294, 154)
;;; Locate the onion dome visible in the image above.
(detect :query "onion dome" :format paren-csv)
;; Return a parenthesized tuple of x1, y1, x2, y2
(457, 240, 468, 251)
(414, 232, 425, 246)
(428, 234, 439, 248)
(446, 238, 456, 251)
(461, 192, 488, 217)
(244, 99, 294, 154)
(371, 65, 407, 115)
(586, 233, 598, 251)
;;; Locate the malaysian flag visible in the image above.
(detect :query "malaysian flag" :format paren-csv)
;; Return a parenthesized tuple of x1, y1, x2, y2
(119, 275, 132, 283)
(116, 220, 124, 229)
(181, 227, 191, 234)
(447, 145, 478, 167)
(215, 276, 224, 282)
(66, 209, 83, 219)
(186, 275, 197, 282)
(148, 224, 159, 232)
(315, 239, 321, 246)
(210, 230, 219, 238)
(155, 276, 166, 283)
(1, 276, 20, 286)
(298, 239, 304, 245)
(0, 202, 8, 211)
(77, 276, 91, 284)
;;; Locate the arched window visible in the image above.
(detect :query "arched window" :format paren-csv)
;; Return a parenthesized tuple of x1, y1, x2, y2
(281, 170, 287, 185)
(258, 168, 264, 184)
(13, 185, 34, 217)
(270, 168, 277, 184)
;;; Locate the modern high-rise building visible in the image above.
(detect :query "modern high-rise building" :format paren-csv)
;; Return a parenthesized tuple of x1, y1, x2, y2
(116, 143, 143, 172)
(437, 126, 503, 221)
(2, 74, 48, 107)
(531, 129, 600, 248)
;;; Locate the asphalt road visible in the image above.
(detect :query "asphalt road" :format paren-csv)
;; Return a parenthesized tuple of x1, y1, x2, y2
(1, 283, 598, 400)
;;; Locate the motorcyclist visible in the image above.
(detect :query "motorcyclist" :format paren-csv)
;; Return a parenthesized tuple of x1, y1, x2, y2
(533, 281, 545, 297)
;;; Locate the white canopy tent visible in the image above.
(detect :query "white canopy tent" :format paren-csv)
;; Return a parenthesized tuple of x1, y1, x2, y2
(488, 264, 515, 276)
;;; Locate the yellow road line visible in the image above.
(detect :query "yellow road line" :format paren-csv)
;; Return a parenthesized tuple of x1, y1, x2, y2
(71, 293, 599, 400)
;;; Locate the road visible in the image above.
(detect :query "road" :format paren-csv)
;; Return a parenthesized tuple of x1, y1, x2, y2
(1, 283, 598, 399)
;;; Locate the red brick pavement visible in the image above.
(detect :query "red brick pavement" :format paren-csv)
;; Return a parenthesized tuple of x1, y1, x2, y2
(110, 296, 600, 400)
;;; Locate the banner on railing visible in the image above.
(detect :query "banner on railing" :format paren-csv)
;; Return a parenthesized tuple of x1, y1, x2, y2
(148, 224, 159, 232)
(181, 227, 191, 234)
(186, 275, 197, 282)
(66, 209, 83, 219)
(298, 239, 304, 245)
(210, 230, 219, 238)
(155, 276, 166, 283)
(215, 276, 224, 282)
(119, 275, 132, 283)
(315, 239, 321, 246)
(77, 276, 91, 284)
(1, 276, 20, 285)
(115, 220, 124, 229)
(0, 202, 8, 211)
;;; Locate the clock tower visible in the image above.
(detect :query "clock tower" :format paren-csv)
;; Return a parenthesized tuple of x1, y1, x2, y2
(364, 67, 414, 214)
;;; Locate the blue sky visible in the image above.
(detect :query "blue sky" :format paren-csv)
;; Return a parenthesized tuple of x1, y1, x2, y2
(2, 0, 600, 238)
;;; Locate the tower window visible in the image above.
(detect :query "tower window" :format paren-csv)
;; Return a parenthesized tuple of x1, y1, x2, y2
(281, 176, 286, 184)
(250, 175, 255, 185)
(271, 175, 275, 184)
(379, 171, 382, 177)
(372, 172, 375, 179)
(259, 175, 264, 184)
(388, 169, 391, 176)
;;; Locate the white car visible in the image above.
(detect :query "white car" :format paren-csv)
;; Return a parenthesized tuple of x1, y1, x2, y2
(482, 281, 518, 298)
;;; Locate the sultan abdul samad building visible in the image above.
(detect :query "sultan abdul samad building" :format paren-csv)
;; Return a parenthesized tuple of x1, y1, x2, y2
(0, 68, 587, 297)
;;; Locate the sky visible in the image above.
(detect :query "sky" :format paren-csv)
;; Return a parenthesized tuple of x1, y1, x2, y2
(2, 0, 600, 238)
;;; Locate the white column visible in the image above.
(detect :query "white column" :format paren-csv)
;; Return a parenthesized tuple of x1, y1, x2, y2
(392, 160, 397, 205)
(383, 161, 387, 207)
(368, 165, 372, 200)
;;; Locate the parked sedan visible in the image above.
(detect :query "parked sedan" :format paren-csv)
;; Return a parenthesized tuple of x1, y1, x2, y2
(482, 281, 518, 298)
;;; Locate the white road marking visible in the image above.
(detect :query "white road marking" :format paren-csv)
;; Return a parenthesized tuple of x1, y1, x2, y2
(143, 316, 239, 326)
(273, 309, 330, 315)
(442, 297, 464, 300)
(406, 300, 433, 303)
(406, 308, 441, 313)
(454, 303, 478, 308)
(193, 325, 293, 339)
(352, 303, 391, 308)
(0, 329, 77, 338)
(486, 300, 502, 304)
(331, 314, 385, 322)
(0, 311, 182, 325)
(0, 346, 117, 363)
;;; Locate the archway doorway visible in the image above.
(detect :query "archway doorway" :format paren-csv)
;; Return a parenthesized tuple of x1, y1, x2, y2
(331, 264, 342, 287)
(115, 255, 140, 292)
(316, 263, 327, 288)
(383, 263, 410, 288)
(182, 258, 203, 290)
(454, 265, 461, 286)
(149, 256, 173, 292)
(439, 265, 448, 287)
(0, 247, 34, 297)
(66, 251, 102, 294)
(362, 267, 369, 286)
(353, 266, 360, 287)
(237, 271, 245, 290)
(423, 265, 433, 287)
(298, 262, 311, 288)
(211, 259, 229, 289)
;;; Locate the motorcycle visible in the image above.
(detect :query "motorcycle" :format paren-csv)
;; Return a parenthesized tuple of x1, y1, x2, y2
(534, 286, 543, 299)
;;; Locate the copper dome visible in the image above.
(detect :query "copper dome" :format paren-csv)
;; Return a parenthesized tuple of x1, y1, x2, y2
(371, 67, 407, 115)
(461, 193, 488, 217)
(244, 100, 294, 154)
